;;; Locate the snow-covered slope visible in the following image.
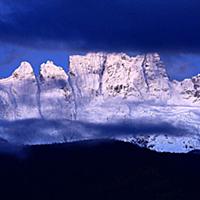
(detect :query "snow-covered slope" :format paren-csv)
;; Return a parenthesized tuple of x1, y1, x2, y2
(0, 62, 40, 120)
(0, 52, 200, 152)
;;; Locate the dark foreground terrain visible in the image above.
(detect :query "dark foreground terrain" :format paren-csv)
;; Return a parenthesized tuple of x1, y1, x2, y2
(0, 140, 200, 200)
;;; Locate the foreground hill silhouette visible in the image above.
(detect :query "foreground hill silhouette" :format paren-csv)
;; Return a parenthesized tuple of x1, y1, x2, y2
(0, 140, 200, 199)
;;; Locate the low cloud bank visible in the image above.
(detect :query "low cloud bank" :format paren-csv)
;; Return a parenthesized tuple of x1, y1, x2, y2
(0, 118, 190, 146)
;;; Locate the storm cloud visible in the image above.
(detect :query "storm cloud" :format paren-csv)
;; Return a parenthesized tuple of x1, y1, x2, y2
(0, 0, 200, 52)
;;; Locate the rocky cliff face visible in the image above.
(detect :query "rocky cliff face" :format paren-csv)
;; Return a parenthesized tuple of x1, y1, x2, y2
(69, 52, 200, 105)
(69, 53, 171, 102)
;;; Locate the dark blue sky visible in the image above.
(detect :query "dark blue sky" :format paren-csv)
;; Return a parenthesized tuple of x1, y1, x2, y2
(0, 0, 200, 80)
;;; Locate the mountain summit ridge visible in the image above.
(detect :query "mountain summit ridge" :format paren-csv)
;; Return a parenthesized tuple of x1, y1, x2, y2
(0, 52, 200, 121)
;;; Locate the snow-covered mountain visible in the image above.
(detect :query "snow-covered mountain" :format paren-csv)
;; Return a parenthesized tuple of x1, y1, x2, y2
(1, 52, 200, 152)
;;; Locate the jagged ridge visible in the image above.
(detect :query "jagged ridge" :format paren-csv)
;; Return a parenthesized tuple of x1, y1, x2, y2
(1, 52, 200, 121)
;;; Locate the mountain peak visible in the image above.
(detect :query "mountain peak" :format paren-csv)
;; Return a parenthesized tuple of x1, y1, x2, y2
(12, 61, 34, 79)
(40, 61, 68, 80)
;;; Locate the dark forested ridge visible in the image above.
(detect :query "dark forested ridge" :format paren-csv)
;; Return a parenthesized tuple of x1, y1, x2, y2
(0, 140, 200, 200)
